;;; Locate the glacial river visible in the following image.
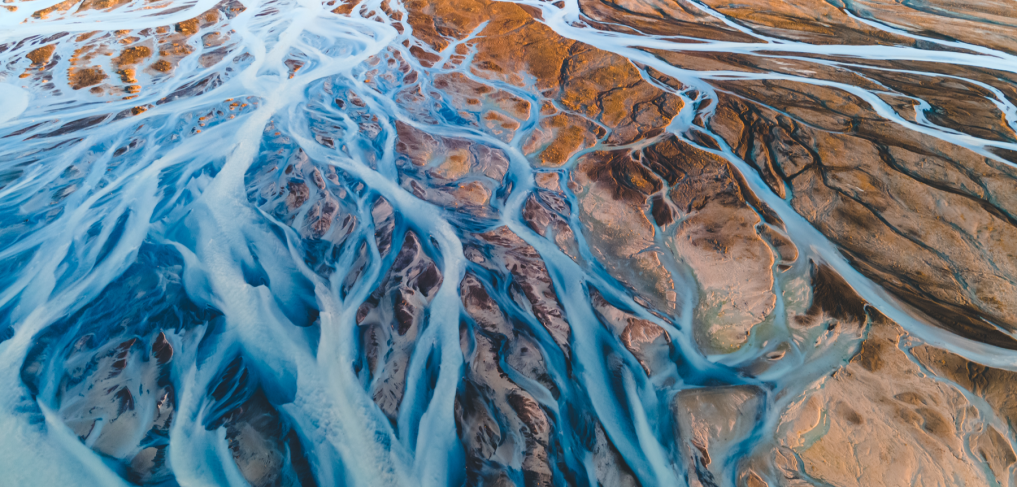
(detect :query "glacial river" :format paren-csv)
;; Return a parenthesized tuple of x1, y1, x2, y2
(1, 0, 1015, 485)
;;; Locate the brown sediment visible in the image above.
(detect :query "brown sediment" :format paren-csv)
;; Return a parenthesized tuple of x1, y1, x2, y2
(754, 307, 1017, 487)
(708, 80, 1017, 349)
(911, 344, 1017, 431)
(393, 121, 508, 211)
(578, 0, 760, 42)
(590, 288, 672, 375)
(431, 72, 531, 141)
(398, 0, 709, 331)
(31, 0, 78, 19)
(698, 0, 919, 46)
(357, 231, 443, 421)
(175, 19, 201, 36)
(151, 59, 172, 72)
(646, 136, 777, 351)
(53, 332, 177, 483)
(404, 0, 682, 164)
(69, 66, 107, 89)
(16, 0, 1017, 483)
(118, 68, 137, 84)
(523, 113, 601, 167)
(473, 226, 573, 358)
(76, 0, 131, 13)
(27, 44, 56, 65)
(115, 45, 151, 66)
(574, 149, 677, 314)
(673, 385, 762, 480)
(330, 0, 356, 15)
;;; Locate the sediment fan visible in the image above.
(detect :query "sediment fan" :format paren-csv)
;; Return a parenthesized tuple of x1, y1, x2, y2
(0, 0, 1016, 485)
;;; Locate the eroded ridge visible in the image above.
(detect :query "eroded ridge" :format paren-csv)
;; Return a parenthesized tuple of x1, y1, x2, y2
(1, 0, 1016, 485)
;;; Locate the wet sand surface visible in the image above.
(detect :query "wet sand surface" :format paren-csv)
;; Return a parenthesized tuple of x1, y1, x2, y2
(0, 0, 1016, 485)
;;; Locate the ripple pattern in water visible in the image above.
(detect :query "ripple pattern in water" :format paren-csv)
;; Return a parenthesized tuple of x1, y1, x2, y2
(2, 0, 1017, 485)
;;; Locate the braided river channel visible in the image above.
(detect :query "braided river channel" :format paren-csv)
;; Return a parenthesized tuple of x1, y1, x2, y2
(2, 0, 1017, 485)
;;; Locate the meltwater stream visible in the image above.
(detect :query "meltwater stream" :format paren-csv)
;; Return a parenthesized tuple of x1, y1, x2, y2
(1, 0, 1017, 485)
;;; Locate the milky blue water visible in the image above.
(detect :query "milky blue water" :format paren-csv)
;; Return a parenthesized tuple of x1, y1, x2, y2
(1, 0, 1016, 485)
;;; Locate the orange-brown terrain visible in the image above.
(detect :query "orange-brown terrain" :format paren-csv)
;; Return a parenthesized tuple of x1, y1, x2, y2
(0, 0, 1015, 484)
